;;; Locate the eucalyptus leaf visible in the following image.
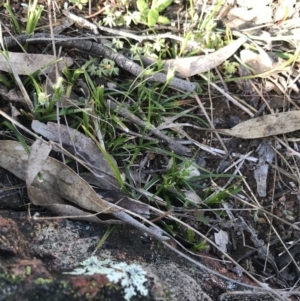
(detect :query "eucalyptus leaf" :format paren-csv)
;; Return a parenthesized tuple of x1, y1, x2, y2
(222, 111, 300, 139)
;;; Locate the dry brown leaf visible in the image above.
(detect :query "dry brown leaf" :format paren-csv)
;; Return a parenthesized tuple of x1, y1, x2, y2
(29, 185, 122, 225)
(163, 37, 246, 77)
(240, 47, 289, 76)
(0, 140, 113, 214)
(254, 141, 274, 197)
(221, 111, 300, 139)
(0, 141, 28, 177)
(57, 165, 112, 213)
(225, 6, 272, 28)
(27, 185, 66, 208)
(0, 52, 73, 75)
(0, 140, 168, 241)
(26, 139, 52, 187)
(31, 120, 119, 190)
(240, 49, 273, 74)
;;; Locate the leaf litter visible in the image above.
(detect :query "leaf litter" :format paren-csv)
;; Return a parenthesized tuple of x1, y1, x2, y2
(2, 0, 300, 298)
(31, 120, 120, 190)
(0, 52, 73, 75)
(213, 110, 300, 139)
(163, 37, 247, 77)
(0, 140, 168, 241)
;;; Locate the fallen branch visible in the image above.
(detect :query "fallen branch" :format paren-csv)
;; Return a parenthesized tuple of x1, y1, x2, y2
(4, 34, 197, 93)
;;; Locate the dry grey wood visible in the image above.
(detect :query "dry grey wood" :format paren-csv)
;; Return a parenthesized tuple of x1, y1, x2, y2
(4, 34, 197, 92)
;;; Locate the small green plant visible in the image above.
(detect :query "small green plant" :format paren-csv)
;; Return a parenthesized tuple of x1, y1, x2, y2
(197, 0, 223, 31)
(26, 0, 43, 34)
(25, 266, 31, 276)
(4, 2, 21, 34)
(136, 0, 173, 26)
(68, 0, 88, 10)
(146, 156, 202, 208)
(32, 76, 66, 119)
(99, 0, 172, 27)
(112, 38, 124, 50)
(87, 59, 119, 77)
(34, 278, 53, 285)
(222, 60, 239, 78)
(5, 0, 43, 35)
(194, 210, 210, 225)
(204, 184, 243, 205)
(186, 229, 209, 251)
(123, 10, 142, 26)
(101, 9, 127, 27)
(180, 0, 224, 51)
(283, 209, 294, 221)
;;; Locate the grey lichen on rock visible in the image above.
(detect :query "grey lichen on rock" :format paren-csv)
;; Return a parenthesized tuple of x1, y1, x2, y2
(65, 256, 149, 301)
